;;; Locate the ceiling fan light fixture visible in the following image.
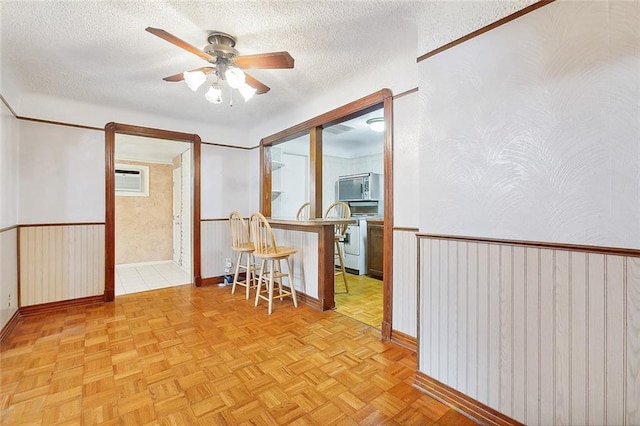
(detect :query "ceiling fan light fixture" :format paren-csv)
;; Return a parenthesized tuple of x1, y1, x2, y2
(183, 70, 207, 91)
(224, 66, 245, 89)
(366, 117, 385, 132)
(238, 82, 257, 102)
(205, 84, 223, 104)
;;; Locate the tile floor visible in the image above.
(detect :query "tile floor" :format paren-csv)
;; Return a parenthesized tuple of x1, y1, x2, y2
(115, 261, 191, 296)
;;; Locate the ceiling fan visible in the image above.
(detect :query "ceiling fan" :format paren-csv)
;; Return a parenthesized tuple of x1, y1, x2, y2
(146, 27, 294, 104)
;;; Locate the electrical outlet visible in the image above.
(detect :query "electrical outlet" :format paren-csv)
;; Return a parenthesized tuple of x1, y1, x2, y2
(8, 293, 11, 307)
(225, 258, 232, 268)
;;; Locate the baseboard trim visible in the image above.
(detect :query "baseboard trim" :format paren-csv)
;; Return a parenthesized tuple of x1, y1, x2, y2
(201, 276, 225, 286)
(292, 290, 322, 311)
(0, 309, 22, 344)
(20, 295, 105, 317)
(414, 372, 523, 426)
(390, 329, 417, 352)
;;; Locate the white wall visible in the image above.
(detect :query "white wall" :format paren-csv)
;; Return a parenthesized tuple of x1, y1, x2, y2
(419, 0, 640, 249)
(18, 120, 105, 224)
(393, 92, 420, 228)
(0, 100, 19, 329)
(201, 144, 255, 219)
(18, 93, 249, 148)
(1, 100, 18, 227)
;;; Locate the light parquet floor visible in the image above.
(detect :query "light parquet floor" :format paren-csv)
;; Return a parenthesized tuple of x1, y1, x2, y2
(334, 274, 383, 329)
(1, 284, 477, 425)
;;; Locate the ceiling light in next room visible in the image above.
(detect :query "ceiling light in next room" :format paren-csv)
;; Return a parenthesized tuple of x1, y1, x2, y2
(366, 117, 385, 132)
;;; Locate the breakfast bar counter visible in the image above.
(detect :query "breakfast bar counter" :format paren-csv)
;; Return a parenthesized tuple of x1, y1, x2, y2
(266, 218, 354, 311)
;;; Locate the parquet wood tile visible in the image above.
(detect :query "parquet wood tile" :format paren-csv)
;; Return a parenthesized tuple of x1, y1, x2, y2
(334, 274, 383, 329)
(1, 284, 477, 425)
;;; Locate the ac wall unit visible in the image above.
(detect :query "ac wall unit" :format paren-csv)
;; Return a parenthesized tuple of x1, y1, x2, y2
(115, 163, 149, 196)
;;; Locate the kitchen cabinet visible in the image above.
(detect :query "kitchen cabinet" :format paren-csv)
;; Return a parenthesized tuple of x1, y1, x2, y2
(367, 219, 384, 279)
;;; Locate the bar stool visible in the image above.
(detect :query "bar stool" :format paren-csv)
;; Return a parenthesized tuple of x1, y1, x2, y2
(296, 202, 310, 220)
(249, 212, 298, 315)
(228, 211, 257, 299)
(324, 201, 350, 294)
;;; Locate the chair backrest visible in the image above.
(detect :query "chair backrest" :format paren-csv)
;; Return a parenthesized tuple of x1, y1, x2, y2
(229, 211, 250, 249)
(324, 201, 351, 237)
(249, 212, 277, 255)
(296, 202, 311, 221)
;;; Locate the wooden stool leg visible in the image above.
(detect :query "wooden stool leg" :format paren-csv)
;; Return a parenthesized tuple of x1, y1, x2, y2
(268, 260, 275, 315)
(336, 240, 349, 293)
(232, 251, 243, 294)
(255, 259, 266, 307)
(245, 252, 252, 299)
(287, 257, 298, 308)
(276, 260, 283, 297)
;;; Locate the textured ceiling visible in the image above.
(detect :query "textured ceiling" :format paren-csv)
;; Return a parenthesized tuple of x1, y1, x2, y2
(1, 0, 537, 130)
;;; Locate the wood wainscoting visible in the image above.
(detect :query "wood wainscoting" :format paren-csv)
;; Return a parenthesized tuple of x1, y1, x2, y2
(391, 227, 419, 341)
(19, 223, 105, 307)
(417, 234, 640, 425)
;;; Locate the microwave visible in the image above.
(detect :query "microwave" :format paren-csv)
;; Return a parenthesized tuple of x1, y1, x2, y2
(337, 173, 383, 201)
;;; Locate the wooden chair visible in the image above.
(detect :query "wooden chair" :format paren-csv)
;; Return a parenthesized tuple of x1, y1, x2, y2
(324, 201, 350, 294)
(228, 211, 257, 299)
(296, 202, 310, 220)
(249, 212, 298, 314)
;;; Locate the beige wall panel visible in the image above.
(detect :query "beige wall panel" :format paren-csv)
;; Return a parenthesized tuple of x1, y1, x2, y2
(19, 224, 104, 306)
(587, 253, 606, 425)
(115, 160, 173, 264)
(554, 250, 571, 425)
(476, 242, 489, 404)
(627, 257, 640, 425)
(606, 255, 625, 426)
(570, 251, 588, 426)
(272, 228, 319, 299)
(418, 237, 640, 424)
(456, 241, 468, 391)
(201, 220, 233, 278)
(466, 242, 479, 399)
(392, 229, 418, 337)
(498, 245, 513, 412)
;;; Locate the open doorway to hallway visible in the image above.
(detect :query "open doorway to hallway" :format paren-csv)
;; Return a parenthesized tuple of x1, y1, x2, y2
(114, 134, 192, 295)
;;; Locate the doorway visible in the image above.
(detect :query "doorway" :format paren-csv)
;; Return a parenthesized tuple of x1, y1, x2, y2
(104, 123, 202, 302)
(113, 134, 192, 295)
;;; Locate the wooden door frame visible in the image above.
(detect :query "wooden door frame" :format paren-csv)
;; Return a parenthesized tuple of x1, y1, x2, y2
(259, 89, 395, 340)
(104, 122, 202, 302)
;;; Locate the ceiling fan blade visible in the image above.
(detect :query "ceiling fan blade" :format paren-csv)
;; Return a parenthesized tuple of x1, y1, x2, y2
(146, 27, 214, 62)
(235, 52, 294, 69)
(245, 74, 271, 95)
(162, 67, 215, 82)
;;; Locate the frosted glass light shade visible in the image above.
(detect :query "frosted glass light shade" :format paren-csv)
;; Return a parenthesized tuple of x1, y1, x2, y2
(238, 83, 257, 102)
(225, 67, 245, 89)
(205, 85, 223, 104)
(183, 71, 207, 91)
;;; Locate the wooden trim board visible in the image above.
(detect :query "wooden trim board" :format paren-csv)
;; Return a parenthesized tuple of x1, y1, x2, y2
(414, 372, 524, 426)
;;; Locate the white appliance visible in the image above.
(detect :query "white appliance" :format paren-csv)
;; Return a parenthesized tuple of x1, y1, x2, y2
(341, 218, 368, 275)
(337, 172, 383, 202)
